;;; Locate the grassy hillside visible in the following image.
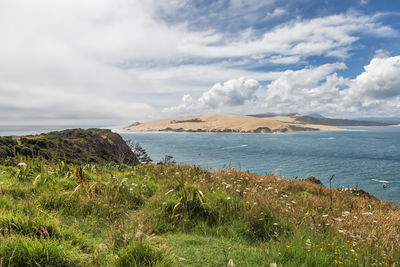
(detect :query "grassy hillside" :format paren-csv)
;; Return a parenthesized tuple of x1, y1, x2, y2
(0, 129, 138, 165)
(0, 157, 399, 266)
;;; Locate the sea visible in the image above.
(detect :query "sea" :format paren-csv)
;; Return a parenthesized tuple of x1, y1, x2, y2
(1, 125, 399, 202)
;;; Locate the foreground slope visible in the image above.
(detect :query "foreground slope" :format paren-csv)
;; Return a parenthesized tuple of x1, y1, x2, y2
(0, 160, 398, 266)
(125, 114, 342, 133)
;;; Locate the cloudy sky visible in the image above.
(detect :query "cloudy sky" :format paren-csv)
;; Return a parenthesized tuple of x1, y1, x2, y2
(1, 0, 400, 125)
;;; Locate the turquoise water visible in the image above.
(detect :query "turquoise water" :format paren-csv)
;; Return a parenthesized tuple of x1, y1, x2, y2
(119, 127, 400, 202)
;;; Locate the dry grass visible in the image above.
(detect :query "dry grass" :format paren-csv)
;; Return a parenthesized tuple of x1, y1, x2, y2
(147, 164, 400, 256)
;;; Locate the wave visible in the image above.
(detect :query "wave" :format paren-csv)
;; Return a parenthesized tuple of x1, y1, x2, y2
(371, 179, 390, 183)
(220, 144, 248, 150)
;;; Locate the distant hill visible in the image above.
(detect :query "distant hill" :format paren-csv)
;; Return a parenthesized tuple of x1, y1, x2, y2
(306, 113, 326, 119)
(125, 113, 342, 133)
(249, 113, 392, 126)
(354, 117, 400, 125)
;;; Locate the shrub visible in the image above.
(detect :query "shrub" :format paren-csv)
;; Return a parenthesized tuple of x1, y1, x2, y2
(117, 240, 171, 267)
(0, 236, 85, 266)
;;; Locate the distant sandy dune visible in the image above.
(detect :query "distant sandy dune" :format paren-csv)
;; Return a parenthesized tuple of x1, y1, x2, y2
(125, 114, 343, 133)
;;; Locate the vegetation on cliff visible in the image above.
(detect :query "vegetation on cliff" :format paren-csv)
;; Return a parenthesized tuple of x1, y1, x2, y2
(0, 128, 138, 165)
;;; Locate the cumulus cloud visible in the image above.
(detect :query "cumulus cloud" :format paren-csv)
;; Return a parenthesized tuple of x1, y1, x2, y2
(164, 78, 260, 113)
(166, 55, 400, 117)
(263, 54, 400, 116)
(345, 55, 400, 99)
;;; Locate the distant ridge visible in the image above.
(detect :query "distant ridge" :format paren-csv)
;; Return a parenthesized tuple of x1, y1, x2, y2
(354, 117, 400, 124)
(248, 113, 392, 126)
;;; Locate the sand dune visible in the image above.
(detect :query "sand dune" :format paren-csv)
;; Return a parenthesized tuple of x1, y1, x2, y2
(125, 114, 343, 133)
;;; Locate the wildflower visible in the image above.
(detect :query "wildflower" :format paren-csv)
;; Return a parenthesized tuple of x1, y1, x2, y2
(273, 223, 279, 226)
(235, 189, 240, 193)
(338, 230, 344, 233)
(282, 194, 288, 198)
(268, 187, 273, 190)
(322, 214, 328, 217)
(120, 178, 128, 185)
(226, 197, 231, 200)
(17, 162, 27, 168)
(291, 200, 296, 204)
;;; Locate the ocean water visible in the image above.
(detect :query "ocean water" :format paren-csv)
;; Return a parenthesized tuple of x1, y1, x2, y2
(119, 127, 400, 202)
(1, 125, 399, 202)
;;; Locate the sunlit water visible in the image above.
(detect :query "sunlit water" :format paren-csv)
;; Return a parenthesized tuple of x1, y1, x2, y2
(1, 125, 399, 202)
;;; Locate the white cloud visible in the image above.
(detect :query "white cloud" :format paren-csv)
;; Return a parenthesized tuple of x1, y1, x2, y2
(0, 0, 398, 125)
(164, 78, 260, 113)
(165, 55, 400, 117)
(178, 13, 396, 61)
(345, 55, 400, 99)
(263, 55, 400, 116)
(265, 8, 287, 20)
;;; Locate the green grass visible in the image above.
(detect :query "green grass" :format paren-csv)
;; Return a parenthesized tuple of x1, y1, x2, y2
(0, 159, 399, 266)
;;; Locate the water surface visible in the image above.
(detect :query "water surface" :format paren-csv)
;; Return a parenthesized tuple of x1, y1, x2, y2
(119, 127, 400, 202)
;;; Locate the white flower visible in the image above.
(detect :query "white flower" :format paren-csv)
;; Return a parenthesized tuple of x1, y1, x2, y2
(226, 197, 231, 200)
(362, 212, 373, 215)
(322, 214, 328, 217)
(18, 162, 27, 168)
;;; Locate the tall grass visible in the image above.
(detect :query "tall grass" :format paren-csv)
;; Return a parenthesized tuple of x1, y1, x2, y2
(0, 159, 399, 266)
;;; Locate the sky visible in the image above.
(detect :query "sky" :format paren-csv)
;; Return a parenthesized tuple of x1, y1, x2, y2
(1, 0, 400, 126)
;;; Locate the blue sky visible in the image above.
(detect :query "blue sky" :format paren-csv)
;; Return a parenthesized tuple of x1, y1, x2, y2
(0, 0, 400, 125)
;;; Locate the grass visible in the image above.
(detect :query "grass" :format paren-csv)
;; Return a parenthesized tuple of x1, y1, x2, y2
(0, 157, 399, 266)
